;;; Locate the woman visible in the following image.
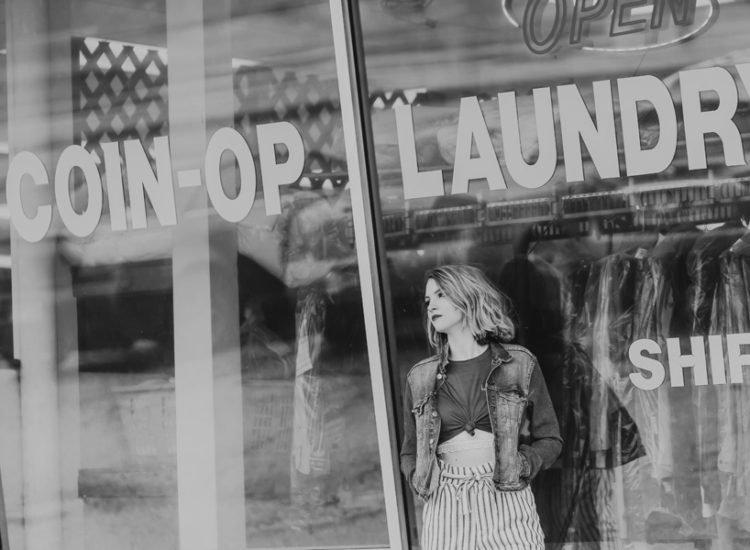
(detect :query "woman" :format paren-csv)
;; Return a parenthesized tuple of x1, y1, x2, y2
(401, 264, 562, 549)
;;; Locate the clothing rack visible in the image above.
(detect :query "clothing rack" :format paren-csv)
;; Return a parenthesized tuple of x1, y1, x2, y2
(382, 176, 750, 248)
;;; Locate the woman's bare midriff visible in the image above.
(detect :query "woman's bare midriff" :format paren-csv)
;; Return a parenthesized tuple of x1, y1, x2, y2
(436, 430, 495, 467)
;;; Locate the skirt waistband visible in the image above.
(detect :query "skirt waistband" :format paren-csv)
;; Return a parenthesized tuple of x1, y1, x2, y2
(436, 460, 495, 515)
(437, 460, 494, 476)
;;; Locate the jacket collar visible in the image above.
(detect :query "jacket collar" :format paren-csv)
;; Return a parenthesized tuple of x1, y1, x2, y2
(491, 341, 513, 365)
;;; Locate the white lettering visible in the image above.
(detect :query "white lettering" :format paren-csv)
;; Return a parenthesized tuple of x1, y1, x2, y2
(258, 121, 305, 216)
(498, 88, 557, 189)
(558, 80, 620, 182)
(205, 128, 257, 222)
(680, 67, 745, 170)
(54, 145, 103, 238)
(666, 336, 708, 387)
(7, 151, 52, 242)
(726, 332, 750, 384)
(708, 334, 726, 384)
(628, 338, 665, 391)
(618, 75, 677, 177)
(451, 96, 507, 194)
(395, 104, 444, 200)
(101, 141, 128, 231)
(124, 136, 177, 229)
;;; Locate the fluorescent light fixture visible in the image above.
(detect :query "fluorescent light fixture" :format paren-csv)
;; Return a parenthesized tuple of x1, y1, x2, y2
(232, 58, 262, 68)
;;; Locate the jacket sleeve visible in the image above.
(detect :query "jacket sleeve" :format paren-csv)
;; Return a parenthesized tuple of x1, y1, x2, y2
(519, 359, 562, 480)
(400, 380, 417, 485)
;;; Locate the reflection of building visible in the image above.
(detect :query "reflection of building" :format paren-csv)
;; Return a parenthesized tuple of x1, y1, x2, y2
(3, 0, 750, 550)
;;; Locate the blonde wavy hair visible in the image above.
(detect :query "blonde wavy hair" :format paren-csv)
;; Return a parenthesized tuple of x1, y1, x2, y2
(424, 265, 515, 359)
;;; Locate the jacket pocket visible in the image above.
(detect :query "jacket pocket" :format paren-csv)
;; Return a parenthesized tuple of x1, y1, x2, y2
(411, 394, 436, 498)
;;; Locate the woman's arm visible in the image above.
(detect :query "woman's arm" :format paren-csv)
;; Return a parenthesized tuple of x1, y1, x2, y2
(519, 360, 563, 480)
(400, 381, 417, 485)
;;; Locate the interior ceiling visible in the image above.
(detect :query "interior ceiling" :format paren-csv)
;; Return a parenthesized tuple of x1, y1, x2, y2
(357, 0, 750, 90)
(37, 0, 750, 94)
(2, 0, 749, 137)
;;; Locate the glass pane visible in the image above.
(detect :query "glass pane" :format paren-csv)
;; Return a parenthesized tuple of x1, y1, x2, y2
(230, 3, 389, 546)
(357, 1, 750, 548)
(4, 1, 391, 549)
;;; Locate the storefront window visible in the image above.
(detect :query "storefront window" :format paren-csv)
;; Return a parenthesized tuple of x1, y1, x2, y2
(3, 1, 392, 549)
(10, 0, 750, 548)
(357, 0, 750, 548)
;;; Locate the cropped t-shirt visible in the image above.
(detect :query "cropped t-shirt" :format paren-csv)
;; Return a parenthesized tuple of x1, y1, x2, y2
(436, 347, 494, 443)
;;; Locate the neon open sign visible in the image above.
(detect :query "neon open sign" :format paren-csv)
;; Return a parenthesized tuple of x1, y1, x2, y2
(502, 0, 720, 54)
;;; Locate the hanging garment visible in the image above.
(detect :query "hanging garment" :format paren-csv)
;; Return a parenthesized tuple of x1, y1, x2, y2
(616, 246, 672, 544)
(497, 255, 567, 420)
(622, 227, 723, 542)
(652, 229, 704, 527)
(629, 250, 673, 480)
(280, 190, 354, 507)
(499, 255, 645, 469)
(291, 289, 337, 506)
(501, 255, 644, 549)
(714, 232, 750, 532)
(645, 229, 700, 483)
(584, 254, 638, 458)
(688, 222, 746, 335)
(687, 222, 747, 518)
(575, 251, 671, 547)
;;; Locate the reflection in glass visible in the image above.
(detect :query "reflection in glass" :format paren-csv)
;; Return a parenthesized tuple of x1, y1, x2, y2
(231, 3, 389, 546)
(358, 0, 750, 547)
(237, 183, 388, 546)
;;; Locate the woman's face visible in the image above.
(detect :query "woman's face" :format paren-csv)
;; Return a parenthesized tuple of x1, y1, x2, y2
(424, 278, 464, 335)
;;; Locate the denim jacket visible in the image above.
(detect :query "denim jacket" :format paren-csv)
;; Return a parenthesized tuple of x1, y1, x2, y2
(400, 342, 562, 500)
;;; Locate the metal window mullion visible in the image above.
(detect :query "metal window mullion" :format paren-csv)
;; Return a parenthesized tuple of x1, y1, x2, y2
(328, 1, 408, 549)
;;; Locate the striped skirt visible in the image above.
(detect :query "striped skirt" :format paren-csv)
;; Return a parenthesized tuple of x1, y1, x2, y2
(421, 460, 545, 550)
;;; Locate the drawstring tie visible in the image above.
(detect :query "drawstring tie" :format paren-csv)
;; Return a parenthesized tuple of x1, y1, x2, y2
(440, 468, 494, 515)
